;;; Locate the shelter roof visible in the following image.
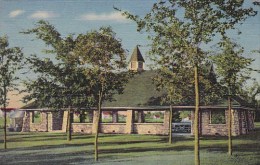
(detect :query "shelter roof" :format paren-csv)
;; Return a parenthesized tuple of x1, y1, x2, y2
(0, 108, 17, 111)
(20, 70, 254, 111)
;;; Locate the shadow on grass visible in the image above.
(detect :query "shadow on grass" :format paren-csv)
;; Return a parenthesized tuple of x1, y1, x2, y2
(0, 142, 94, 153)
(0, 150, 93, 165)
(99, 144, 194, 155)
(0, 132, 94, 143)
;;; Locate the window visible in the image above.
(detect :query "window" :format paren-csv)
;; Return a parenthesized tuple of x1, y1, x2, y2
(210, 110, 226, 124)
(101, 111, 113, 123)
(100, 111, 126, 123)
(32, 111, 42, 123)
(73, 111, 92, 123)
(118, 111, 126, 123)
(135, 111, 164, 123)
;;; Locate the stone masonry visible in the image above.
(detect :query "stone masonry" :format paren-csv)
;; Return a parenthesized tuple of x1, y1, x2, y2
(21, 108, 254, 136)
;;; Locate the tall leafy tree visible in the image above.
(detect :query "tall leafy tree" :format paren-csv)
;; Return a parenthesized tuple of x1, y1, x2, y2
(116, 1, 257, 164)
(0, 36, 24, 149)
(73, 27, 129, 161)
(21, 20, 92, 141)
(211, 37, 255, 155)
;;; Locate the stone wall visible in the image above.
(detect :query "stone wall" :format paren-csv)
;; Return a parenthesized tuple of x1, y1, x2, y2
(71, 109, 170, 135)
(72, 123, 93, 133)
(100, 123, 126, 134)
(248, 111, 255, 131)
(21, 111, 66, 132)
(199, 109, 254, 136)
(200, 110, 227, 136)
(133, 123, 167, 135)
(30, 112, 48, 132)
(21, 108, 254, 136)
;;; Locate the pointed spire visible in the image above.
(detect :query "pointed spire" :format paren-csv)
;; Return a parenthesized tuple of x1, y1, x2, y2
(130, 45, 145, 62)
(129, 45, 145, 71)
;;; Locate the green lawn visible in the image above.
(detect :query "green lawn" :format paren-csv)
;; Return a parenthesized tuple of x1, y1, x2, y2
(0, 123, 260, 165)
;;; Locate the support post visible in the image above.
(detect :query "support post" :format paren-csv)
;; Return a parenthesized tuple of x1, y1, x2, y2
(125, 110, 134, 134)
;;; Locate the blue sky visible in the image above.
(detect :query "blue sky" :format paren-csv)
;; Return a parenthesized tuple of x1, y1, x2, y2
(0, 0, 153, 62)
(0, 0, 260, 107)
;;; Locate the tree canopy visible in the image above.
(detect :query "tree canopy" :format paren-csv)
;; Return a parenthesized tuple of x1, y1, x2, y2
(0, 35, 24, 149)
(21, 20, 92, 109)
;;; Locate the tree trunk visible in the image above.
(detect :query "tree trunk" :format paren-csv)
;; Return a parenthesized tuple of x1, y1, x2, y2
(194, 65, 200, 165)
(169, 104, 173, 144)
(3, 85, 7, 149)
(94, 92, 102, 161)
(67, 107, 72, 141)
(228, 96, 232, 156)
(4, 109, 7, 149)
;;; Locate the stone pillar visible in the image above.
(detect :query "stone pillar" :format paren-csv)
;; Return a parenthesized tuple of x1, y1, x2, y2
(88, 110, 93, 123)
(92, 110, 100, 134)
(231, 109, 240, 136)
(137, 111, 145, 123)
(48, 112, 52, 131)
(62, 110, 68, 132)
(164, 110, 170, 135)
(112, 111, 118, 123)
(22, 111, 30, 132)
(125, 110, 134, 134)
(45, 113, 49, 132)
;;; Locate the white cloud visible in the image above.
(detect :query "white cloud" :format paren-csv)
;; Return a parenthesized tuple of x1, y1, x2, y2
(29, 11, 59, 19)
(9, 9, 25, 18)
(79, 12, 128, 22)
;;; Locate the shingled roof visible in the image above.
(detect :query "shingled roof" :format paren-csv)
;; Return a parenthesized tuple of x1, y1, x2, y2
(129, 45, 145, 62)
(103, 71, 164, 107)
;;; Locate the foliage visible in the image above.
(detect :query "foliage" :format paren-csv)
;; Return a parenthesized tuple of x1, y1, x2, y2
(74, 27, 129, 105)
(73, 26, 129, 161)
(0, 36, 24, 107)
(21, 20, 92, 109)
(0, 35, 24, 149)
(211, 38, 255, 95)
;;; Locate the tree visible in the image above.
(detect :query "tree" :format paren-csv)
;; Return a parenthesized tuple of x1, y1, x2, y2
(153, 60, 192, 144)
(0, 35, 24, 149)
(211, 37, 255, 155)
(116, 1, 256, 164)
(73, 27, 129, 161)
(21, 20, 92, 141)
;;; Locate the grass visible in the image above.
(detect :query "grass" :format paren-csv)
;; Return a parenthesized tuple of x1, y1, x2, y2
(0, 123, 260, 165)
